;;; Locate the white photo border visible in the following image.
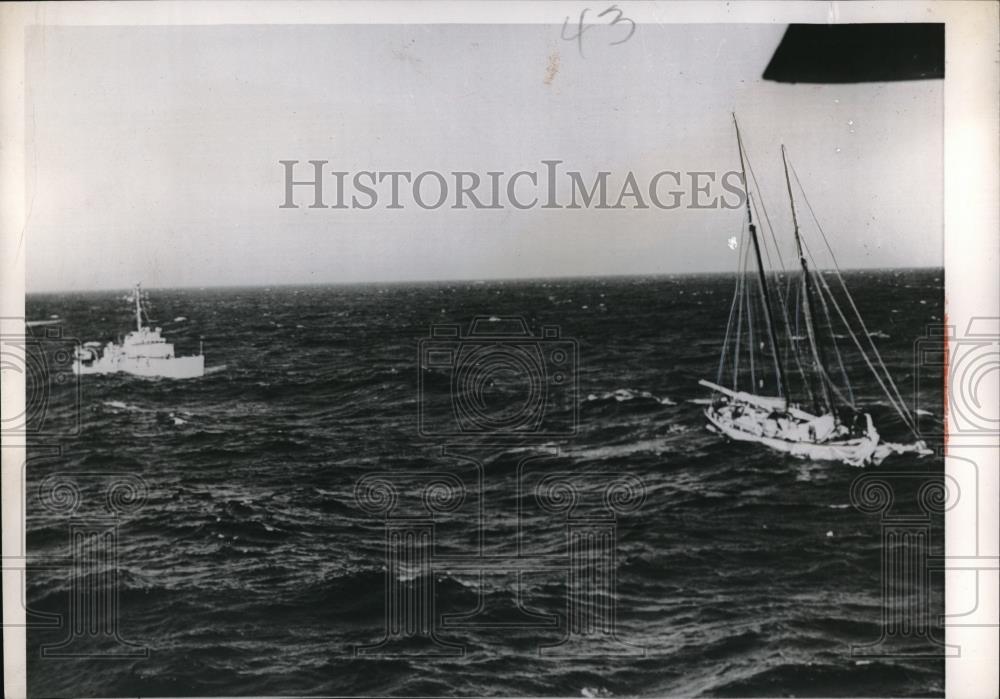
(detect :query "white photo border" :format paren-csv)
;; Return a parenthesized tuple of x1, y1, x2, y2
(2, 2, 996, 698)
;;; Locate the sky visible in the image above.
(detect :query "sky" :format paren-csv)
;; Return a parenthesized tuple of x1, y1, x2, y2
(25, 23, 943, 292)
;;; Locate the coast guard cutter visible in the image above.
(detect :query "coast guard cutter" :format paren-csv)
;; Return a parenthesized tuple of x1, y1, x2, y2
(73, 283, 205, 379)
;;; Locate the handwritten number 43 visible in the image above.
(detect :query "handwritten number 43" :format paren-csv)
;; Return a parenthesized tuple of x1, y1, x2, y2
(561, 5, 636, 57)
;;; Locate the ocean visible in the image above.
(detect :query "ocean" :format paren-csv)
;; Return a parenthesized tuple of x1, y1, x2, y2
(24, 269, 945, 697)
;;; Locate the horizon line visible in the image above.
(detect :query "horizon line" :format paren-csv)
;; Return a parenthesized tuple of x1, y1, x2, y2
(26, 264, 944, 295)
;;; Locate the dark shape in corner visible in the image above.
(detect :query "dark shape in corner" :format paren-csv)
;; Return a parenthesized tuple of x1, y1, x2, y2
(764, 23, 944, 84)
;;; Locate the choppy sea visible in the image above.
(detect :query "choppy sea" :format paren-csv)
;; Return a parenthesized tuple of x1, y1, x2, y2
(25, 269, 945, 697)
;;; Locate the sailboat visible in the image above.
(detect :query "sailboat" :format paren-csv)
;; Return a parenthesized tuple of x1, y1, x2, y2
(73, 283, 205, 379)
(700, 116, 929, 467)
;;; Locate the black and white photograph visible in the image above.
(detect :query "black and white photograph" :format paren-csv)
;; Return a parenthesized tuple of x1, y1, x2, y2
(1, 2, 997, 698)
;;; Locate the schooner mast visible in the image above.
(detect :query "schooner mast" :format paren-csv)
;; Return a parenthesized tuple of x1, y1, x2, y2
(781, 145, 834, 417)
(733, 114, 787, 404)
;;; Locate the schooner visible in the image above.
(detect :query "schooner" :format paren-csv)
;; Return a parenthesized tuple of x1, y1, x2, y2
(700, 116, 928, 467)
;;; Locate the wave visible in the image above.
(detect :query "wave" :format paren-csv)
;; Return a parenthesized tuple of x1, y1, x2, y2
(586, 387, 676, 405)
(26, 272, 945, 699)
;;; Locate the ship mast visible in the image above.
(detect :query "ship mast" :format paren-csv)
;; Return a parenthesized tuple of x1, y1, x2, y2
(781, 146, 833, 415)
(733, 114, 787, 404)
(134, 283, 143, 332)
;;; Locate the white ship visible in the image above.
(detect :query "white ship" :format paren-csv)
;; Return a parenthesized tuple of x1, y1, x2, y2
(700, 116, 928, 467)
(73, 284, 205, 379)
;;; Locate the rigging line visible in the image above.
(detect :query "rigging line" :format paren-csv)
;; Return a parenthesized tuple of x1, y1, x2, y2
(747, 183, 805, 398)
(746, 165, 797, 355)
(732, 237, 749, 390)
(788, 159, 916, 427)
(798, 232, 915, 430)
(758, 269, 784, 395)
(805, 237, 919, 426)
(784, 272, 796, 336)
(783, 286, 798, 394)
(811, 259, 918, 435)
(741, 138, 787, 313)
(782, 146, 833, 416)
(814, 268, 857, 406)
(782, 268, 816, 410)
(746, 273, 756, 392)
(790, 254, 818, 407)
(772, 250, 812, 405)
(789, 159, 912, 419)
(750, 192, 792, 326)
(717, 223, 747, 385)
(747, 262, 793, 400)
(772, 270, 803, 404)
(799, 234, 856, 406)
(809, 292, 857, 407)
(733, 116, 788, 401)
(749, 191, 790, 315)
(746, 152, 801, 362)
(749, 190, 793, 331)
(744, 150, 788, 272)
(747, 179, 778, 273)
(799, 234, 863, 410)
(745, 148, 810, 401)
(730, 233, 747, 389)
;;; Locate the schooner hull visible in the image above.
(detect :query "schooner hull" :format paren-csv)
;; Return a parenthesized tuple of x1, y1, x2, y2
(704, 407, 879, 467)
